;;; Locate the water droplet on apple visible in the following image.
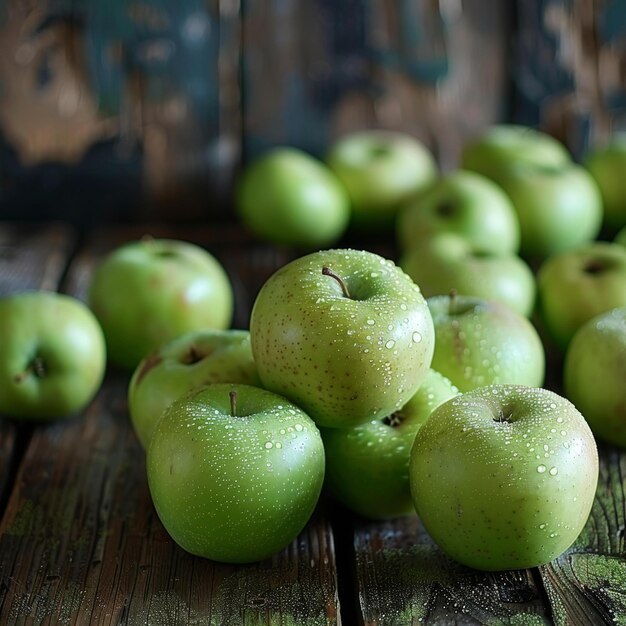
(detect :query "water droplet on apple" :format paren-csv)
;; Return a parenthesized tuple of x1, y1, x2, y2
(549, 467, 558, 475)
(539, 523, 546, 529)
(265, 442, 273, 449)
(412, 332, 422, 343)
(537, 465, 546, 473)
(367, 319, 375, 325)
(276, 442, 282, 449)
(295, 424, 303, 432)
(385, 340, 395, 349)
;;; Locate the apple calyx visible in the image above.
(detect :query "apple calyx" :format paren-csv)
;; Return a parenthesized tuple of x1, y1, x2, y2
(322, 267, 351, 299)
(14, 356, 46, 383)
(181, 345, 205, 365)
(382, 410, 405, 428)
(583, 259, 609, 275)
(436, 200, 456, 218)
(494, 408, 514, 423)
(229, 390, 237, 417)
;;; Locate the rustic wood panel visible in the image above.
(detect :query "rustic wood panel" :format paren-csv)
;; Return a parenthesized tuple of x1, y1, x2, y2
(242, 0, 508, 170)
(0, 0, 240, 221)
(353, 515, 551, 625)
(0, 224, 74, 516)
(513, 0, 626, 158)
(0, 226, 340, 624)
(539, 446, 626, 626)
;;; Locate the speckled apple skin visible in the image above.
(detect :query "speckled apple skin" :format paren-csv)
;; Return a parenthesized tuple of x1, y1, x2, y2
(250, 249, 435, 428)
(428, 295, 545, 392)
(322, 369, 458, 519)
(129, 329, 260, 448)
(410, 385, 599, 571)
(147, 384, 325, 563)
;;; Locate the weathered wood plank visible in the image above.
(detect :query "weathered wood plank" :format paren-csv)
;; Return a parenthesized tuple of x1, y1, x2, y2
(242, 0, 508, 170)
(0, 226, 340, 625)
(0, 224, 74, 516)
(513, 0, 626, 157)
(539, 446, 626, 626)
(353, 514, 551, 625)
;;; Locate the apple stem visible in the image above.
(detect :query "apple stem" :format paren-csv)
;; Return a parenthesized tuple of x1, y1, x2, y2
(13, 357, 46, 383)
(229, 390, 237, 417)
(322, 267, 351, 299)
(448, 289, 458, 315)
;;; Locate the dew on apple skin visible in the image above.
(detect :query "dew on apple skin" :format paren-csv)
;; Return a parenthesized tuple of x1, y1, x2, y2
(366, 319, 375, 325)
(265, 442, 273, 449)
(549, 467, 558, 475)
(537, 465, 547, 473)
(385, 340, 395, 349)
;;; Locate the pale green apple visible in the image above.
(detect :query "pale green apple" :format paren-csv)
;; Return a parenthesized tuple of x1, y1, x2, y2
(326, 130, 437, 228)
(397, 170, 520, 255)
(616, 227, 626, 247)
(89, 238, 233, 369)
(564, 308, 626, 447)
(236, 148, 350, 247)
(538, 242, 626, 348)
(400, 233, 536, 317)
(250, 249, 435, 428)
(428, 294, 545, 392)
(0, 291, 106, 420)
(322, 369, 458, 519)
(128, 329, 260, 448)
(410, 385, 598, 570)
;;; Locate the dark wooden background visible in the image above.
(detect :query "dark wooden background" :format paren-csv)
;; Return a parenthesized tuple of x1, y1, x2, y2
(0, 0, 624, 224)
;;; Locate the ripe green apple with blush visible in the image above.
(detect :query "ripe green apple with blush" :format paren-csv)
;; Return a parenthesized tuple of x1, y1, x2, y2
(326, 130, 437, 228)
(585, 135, 626, 230)
(322, 369, 458, 519)
(0, 291, 106, 420)
(89, 238, 233, 370)
(538, 242, 626, 348)
(493, 162, 602, 258)
(397, 170, 520, 255)
(147, 384, 325, 563)
(564, 308, 626, 448)
(461, 125, 571, 181)
(428, 294, 545, 392)
(400, 233, 536, 317)
(236, 148, 350, 247)
(128, 329, 260, 448)
(250, 249, 435, 428)
(410, 384, 599, 571)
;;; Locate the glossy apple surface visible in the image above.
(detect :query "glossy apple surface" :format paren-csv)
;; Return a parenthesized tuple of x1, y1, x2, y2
(236, 147, 350, 247)
(538, 242, 626, 348)
(428, 294, 545, 392)
(250, 249, 435, 428)
(397, 170, 520, 255)
(0, 291, 106, 420)
(89, 238, 233, 369)
(322, 369, 458, 519)
(410, 385, 598, 570)
(147, 384, 325, 563)
(461, 125, 571, 181)
(564, 308, 626, 447)
(129, 329, 260, 448)
(585, 135, 626, 230)
(326, 130, 437, 228)
(400, 233, 536, 317)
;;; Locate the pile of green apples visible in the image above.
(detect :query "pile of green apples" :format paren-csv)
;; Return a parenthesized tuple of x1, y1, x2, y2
(1, 126, 625, 574)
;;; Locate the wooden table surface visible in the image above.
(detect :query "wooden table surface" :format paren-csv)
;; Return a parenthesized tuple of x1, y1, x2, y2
(0, 223, 625, 626)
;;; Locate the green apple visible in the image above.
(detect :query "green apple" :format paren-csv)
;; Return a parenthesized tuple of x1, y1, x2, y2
(428, 294, 545, 392)
(410, 384, 599, 571)
(564, 308, 626, 447)
(236, 148, 350, 247)
(538, 242, 626, 348)
(128, 329, 260, 448)
(250, 249, 435, 428)
(492, 162, 602, 258)
(616, 226, 626, 247)
(326, 130, 437, 228)
(400, 233, 536, 317)
(147, 383, 325, 563)
(0, 291, 106, 420)
(397, 170, 520, 255)
(322, 369, 458, 520)
(461, 125, 571, 181)
(89, 238, 233, 370)
(585, 135, 626, 230)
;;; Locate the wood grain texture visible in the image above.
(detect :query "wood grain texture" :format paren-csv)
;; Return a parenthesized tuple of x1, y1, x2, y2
(0, 223, 74, 516)
(539, 447, 626, 626)
(242, 0, 508, 170)
(513, 0, 626, 157)
(0, 226, 340, 625)
(353, 515, 551, 625)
